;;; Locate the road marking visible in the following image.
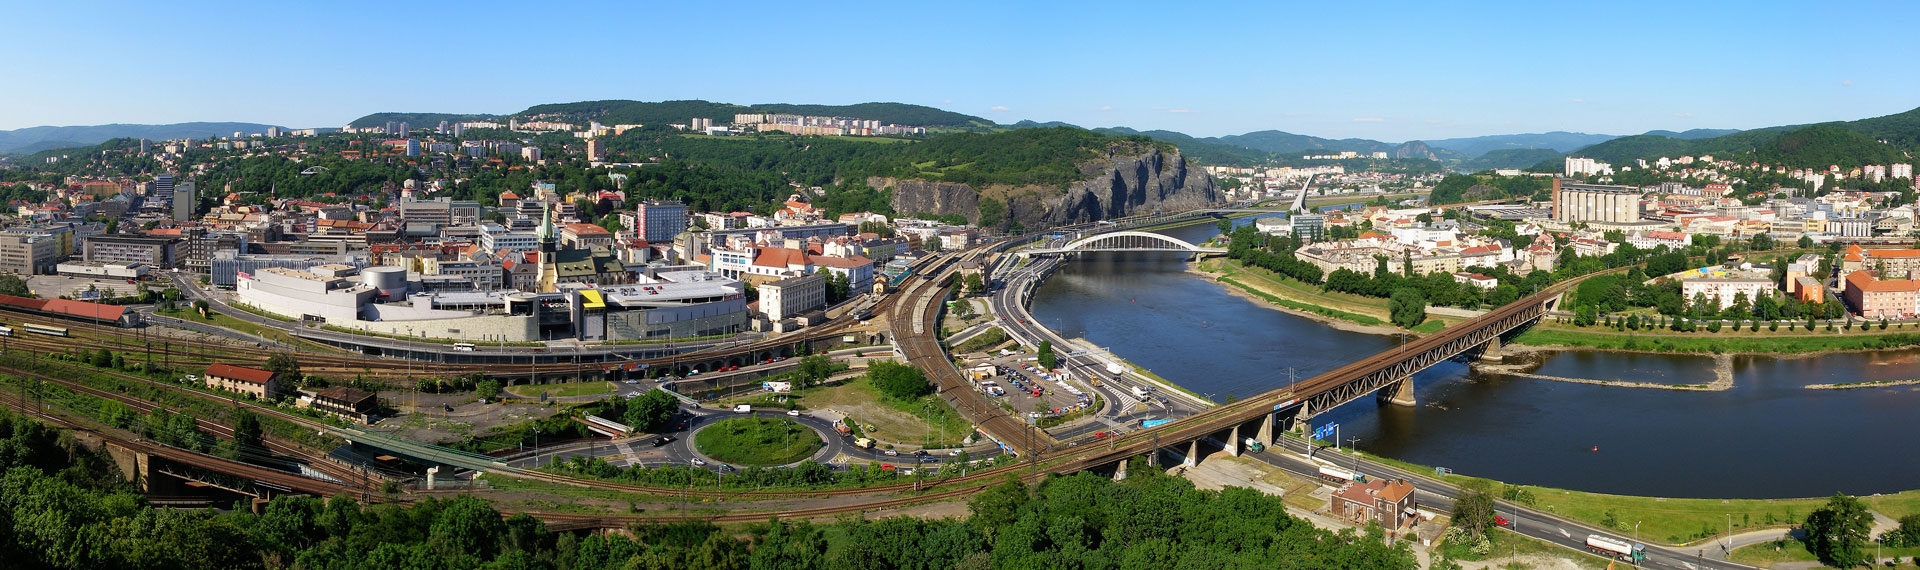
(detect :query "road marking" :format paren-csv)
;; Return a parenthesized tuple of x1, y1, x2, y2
(1559, 528, 1569, 538)
(1682, 563, 1697, 570)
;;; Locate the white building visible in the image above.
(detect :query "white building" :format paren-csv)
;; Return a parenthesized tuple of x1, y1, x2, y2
(759, 272, 826, 320)
(1681, 276, 1778, 310)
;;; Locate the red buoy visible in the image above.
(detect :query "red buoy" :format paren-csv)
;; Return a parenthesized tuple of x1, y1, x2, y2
(1592, 445, 1599, 452)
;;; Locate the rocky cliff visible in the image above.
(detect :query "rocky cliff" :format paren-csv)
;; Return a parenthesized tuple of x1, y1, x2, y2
(876, 145, 1220, 229)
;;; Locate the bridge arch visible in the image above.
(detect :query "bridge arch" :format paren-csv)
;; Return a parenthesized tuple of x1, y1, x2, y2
(1054, 231, 1214, 253)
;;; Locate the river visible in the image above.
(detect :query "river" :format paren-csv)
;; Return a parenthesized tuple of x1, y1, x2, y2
(1028, 216, 1920, 498)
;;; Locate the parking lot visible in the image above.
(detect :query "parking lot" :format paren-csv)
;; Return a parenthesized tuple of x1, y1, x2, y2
(27, 274, 153, 300)
(959, 352, 1096, 421)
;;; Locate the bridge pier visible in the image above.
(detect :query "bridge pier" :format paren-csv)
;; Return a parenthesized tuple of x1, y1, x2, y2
(1226, 425, 1242, 457)
(1377, 378, 1416, 407)
(1477, 337, 1504, 363)
(1113, 458, 1128, 481)
(1257, 411, 1276, 447)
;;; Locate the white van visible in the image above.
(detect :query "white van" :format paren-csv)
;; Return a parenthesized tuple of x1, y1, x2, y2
(733, 404, 752, 413)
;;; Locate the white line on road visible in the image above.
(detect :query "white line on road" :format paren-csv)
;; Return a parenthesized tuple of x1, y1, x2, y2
(1559, 528, 1569, 538)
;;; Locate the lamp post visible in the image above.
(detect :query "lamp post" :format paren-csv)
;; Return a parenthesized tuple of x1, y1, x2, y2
(1724, 513, 1732, 552)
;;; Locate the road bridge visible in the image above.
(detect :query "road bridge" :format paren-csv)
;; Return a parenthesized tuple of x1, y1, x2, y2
(1022, 230, 1226, 257)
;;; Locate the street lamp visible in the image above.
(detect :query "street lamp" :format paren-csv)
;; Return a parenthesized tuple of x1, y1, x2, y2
(1724, 513, 1732, 552)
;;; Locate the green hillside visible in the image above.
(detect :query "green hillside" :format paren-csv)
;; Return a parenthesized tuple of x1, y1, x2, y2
(1566, 106, 1920, 169)
(347, 112, 496, 129)
(514, 100, 985, 127)
(1460, 148, 1563, 171)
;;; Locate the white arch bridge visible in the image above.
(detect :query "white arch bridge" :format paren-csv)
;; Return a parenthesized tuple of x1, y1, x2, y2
(1022, 230, 1226, 257)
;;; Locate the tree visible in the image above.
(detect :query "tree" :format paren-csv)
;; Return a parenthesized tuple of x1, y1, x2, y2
(1388, 287, 1427, 329)
(1573, 304, 1598, 327)
(622, 389, 679, 432)
(231, 409, 263, 453)
(865, 360, 932, 400)
(1452, 482, 1497, 537)
(428, 496, 508, 560)
(0, 274, 30, 297)
(795, 354, 838, 388)
(962, 273, 985, 297)
(1037, 340, 1057, 369)
(1805, 493, 1874, 568)
(265, 352, 302, 383)
(1799, 235, 1814, 249)
(475, 379, 502, 400)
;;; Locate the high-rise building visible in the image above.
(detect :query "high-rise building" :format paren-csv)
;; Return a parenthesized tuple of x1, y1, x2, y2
(1564, 156, 1614, 177)
(437, 120, 449, 134)
(405, 139, 420, 157)
(173, 181, 195, 222)
(398, 122, 410, 138)
(138, 138, 150, 154)
(1894, 163, 1913, 180)
(1551, 179, 1641, 223)
(521, 146, 542, 162)
(266, 126, 282, 138)
(586, 139, 606, 160)
(636, 200, 689, 243)
(385, 120, 399, 135)
(153, 173, 175, 205)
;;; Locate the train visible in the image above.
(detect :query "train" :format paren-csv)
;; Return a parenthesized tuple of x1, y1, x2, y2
(1584, 534, 1646, 562)
(23, 323, 69, 337)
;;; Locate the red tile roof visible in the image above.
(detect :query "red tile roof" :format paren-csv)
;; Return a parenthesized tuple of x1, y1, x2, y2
(206, 363, 277, 385)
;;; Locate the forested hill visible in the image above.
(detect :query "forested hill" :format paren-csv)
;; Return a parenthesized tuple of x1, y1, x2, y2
(353, 100, 988, 129)
(0, 122, 288, 155)
(346, 112, 497, 129)
(1560, 106, 1920, 169)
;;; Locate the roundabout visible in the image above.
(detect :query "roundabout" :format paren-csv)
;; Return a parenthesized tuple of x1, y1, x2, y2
(691, 415, 827, 467)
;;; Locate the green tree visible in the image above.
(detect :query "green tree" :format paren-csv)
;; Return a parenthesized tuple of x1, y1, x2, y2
(265, 352, 302, 384)
(1799, 235, 1814, 249)
(0, 274, 29, 297)
(1805, 493, 1874, 568)
(795, 354, 838, 388)
(962, 273, 985, 297)
(1388, 287, 1427, 328)
(622, 389, 680, 432)
(475, 378, 502, 400)
(1037, 340, 1057, 369)
(865, 360, 932, 400)
(1452, 483, 1497, 537)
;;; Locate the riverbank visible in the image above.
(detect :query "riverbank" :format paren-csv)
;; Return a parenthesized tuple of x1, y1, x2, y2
(1189, 258, 1418, 336)
(1299, 435, 1920, 547)
(1475, 353, 1735, 391)
(1511, 325, 1920, 356)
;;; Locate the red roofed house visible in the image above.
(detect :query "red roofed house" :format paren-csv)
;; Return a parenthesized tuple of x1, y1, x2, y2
(1841, 248, 1920, 279)
(1627, 230, 1692, 251)
(1331, 478, 1418, 529)
(204, 363, 281, 400)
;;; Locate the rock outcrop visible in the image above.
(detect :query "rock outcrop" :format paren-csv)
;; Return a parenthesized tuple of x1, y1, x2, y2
(877, 145, 1219, 229)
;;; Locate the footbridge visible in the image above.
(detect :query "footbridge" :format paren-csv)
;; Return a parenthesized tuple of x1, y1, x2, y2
(1022, 230, 1226, 257)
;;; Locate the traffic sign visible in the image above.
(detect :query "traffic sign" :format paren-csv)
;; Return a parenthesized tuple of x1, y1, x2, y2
(1311, 423, 1337, 441)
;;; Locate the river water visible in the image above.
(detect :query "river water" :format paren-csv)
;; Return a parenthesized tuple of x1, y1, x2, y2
(1028, 217, 1920, 498)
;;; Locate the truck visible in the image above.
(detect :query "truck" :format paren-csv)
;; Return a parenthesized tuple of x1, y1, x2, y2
(1139, 419, 1172, 428)
(1317, 465, 1365, 484)
(1131, 385, 1154, 399)
(854, 438, 875, 449)
(1242, 437, 1265, 453)
(1584, 535, 1645, 563)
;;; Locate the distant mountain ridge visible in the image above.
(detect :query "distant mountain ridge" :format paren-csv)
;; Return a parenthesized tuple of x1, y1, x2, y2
(351, 100, 988, 130)
(1423, 131, 1620, 156)
(1562, 107, 1920, 169)
(0, 122, 287, 155)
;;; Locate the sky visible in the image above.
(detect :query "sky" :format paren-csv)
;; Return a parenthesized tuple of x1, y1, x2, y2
(3, 0, 1918, 142)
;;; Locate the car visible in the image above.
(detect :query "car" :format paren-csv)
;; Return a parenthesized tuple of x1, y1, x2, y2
(786, 409, 801, 417)
(719, 464, 736, 472)
(947, 449, 962, 456)
(650, 436, 676, 447)
(689, 458, 706, 466)
(883, 449, 899, 456)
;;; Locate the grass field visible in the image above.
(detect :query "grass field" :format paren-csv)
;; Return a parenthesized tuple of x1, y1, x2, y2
(694, 416, 823, 466)
(768, 372, 975, 448)
(1513, 326, 1920, 354)
(1439, 527, 1615, 570)
(1731, 536, 1920, 568)
(506, 381, 614, 399)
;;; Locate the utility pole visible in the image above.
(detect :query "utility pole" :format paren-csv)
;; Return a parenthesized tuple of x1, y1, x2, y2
(1345, 436, 1360, 474)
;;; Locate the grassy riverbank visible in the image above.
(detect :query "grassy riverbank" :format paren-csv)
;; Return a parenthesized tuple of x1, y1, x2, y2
(1296, 434, 1920, 547)
(1202, 257, 1449, 332)
(1513, 325, 1920, 355)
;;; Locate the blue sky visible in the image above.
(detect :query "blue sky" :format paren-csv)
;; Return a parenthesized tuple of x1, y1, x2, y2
(3, 1, 1916, 141)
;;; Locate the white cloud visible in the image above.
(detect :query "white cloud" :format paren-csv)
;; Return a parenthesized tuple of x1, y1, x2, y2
(1098, 105, 1112, 111)
(1673, 112, 1695, 118)
(1841, 80, 1854, 87)
(1571, 97, 1588, 104)
(989, 105, 1009, 111)
(942, 99, 952, 104)
(1168, 107, 1192, 113)
(1352, 117, 1385, 123)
